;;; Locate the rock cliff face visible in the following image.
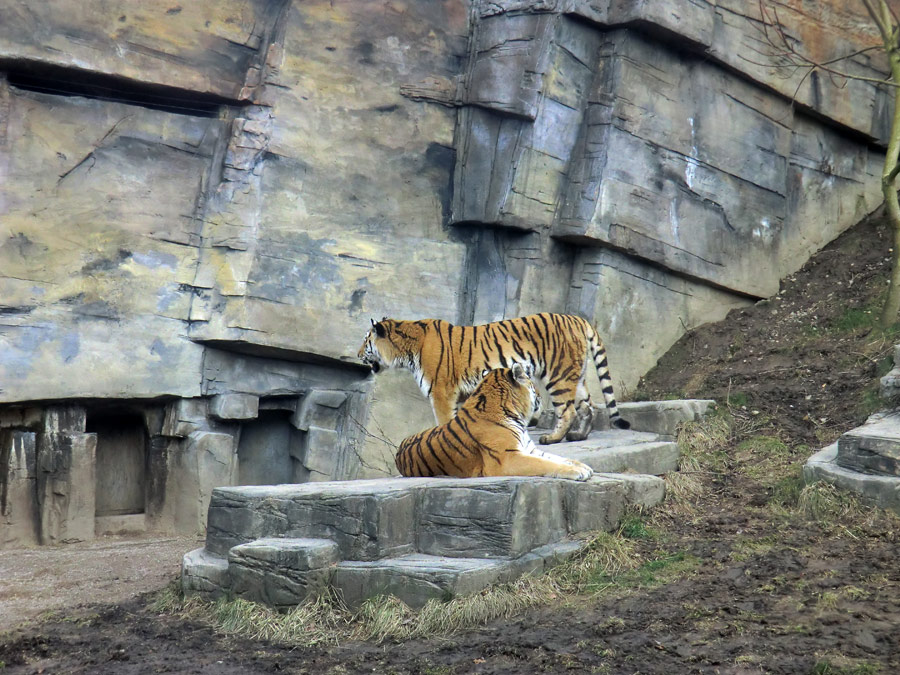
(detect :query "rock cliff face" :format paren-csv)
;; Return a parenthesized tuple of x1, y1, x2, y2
(0, 0, 888, 544)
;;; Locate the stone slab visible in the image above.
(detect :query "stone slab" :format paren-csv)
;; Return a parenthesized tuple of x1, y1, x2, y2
(182, 547, 231, 598)
(596, 473, 666, 511)
(161, 399, 209, 439)
(880, 368, 900, 402)
(529, 429, 680, 475)
(804, 444, 900, 516)
(836, 413, 900, 477)
(334, 554, 510, 609)
(562, 478, 625, 534)
(0, 430, 39, 546)
(227, 538, 339, 608)
(36, 430, 97, 544)
(616, 400, 716, 438)
(415, 477, 624, 558)
(204, 479, 426, 559)
(416, 479, 564, 558)
(210, 394, 259, 422)
(230, 537, 340, 571)
(333, 539, 585, 609)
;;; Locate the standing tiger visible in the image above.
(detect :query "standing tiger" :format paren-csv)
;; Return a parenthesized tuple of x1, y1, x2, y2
(357, 312, 630, 445)
(395, 363, 594, 480)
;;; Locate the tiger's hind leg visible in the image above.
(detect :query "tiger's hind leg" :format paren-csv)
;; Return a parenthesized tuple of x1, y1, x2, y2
(539, 400, 576, 445)
(485, 450, 593, 481)
(565, 398, 594, 442)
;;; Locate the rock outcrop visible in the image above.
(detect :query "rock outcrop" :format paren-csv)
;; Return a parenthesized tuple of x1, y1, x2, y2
(0, 0, 888, 544)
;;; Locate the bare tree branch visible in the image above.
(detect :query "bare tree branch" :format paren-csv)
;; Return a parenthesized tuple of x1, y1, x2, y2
(862, 0, 891, 43)
(750, 0, 900, 88)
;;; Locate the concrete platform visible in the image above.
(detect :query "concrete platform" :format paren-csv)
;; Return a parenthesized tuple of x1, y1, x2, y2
(183, 472, 664, 609)
(805, 443, 900, 515)
(536, 429, 679, 475)
(835, 411, 900, 476)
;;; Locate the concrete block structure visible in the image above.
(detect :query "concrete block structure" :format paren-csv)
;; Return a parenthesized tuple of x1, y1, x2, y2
(184, 471, 661, 608)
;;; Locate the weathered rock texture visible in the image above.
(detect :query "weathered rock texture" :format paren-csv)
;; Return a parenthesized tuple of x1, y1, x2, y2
(0, 1, 888, 544)
(184, 471, 664, 609)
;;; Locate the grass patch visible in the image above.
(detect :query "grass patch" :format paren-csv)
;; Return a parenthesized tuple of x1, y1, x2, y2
(618, 513, 656, 540)
(810, 660, 881, 674)
(730, 535, 775, 562)
(725, 391, 750, 408)
(796, 482, 900, 536)
(552, 531, 642, 594)
(735, 435, 792, 482)
(735, 435, 790, 459)
(599, 551, 698, 590)
(663, 413, 733, 515)
(831, 307, 878, 333)
(768, 465, 806, 510)
(857, 384, 885, 419)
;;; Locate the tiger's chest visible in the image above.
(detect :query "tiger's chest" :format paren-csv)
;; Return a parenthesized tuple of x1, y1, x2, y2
(518, 428, 539, 455)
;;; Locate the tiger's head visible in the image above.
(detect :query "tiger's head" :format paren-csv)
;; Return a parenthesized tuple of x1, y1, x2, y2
(473, 363, 541, 423)
(357, 318, 422, 374)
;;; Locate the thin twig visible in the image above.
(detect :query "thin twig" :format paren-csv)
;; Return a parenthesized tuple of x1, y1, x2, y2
(751, 0, 899, 90)
(347, 412, 399, 451)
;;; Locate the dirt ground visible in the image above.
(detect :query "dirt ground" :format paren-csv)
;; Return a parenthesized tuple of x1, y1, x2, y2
(2, 211, 900, 674)
(0, 535, 202, 627)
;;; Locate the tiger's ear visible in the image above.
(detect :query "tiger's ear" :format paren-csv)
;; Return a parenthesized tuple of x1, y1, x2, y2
(481, 368, 491, 379)
(372, 319, 386, 338)
(510, 363, 529, 384)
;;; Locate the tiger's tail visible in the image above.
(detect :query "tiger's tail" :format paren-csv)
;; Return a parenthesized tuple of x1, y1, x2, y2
(586, 326, 630, 430)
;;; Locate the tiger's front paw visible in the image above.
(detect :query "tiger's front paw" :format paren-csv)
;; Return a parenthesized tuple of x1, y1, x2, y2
(567, 461, 593, 481)
(539, 433, 561, 445)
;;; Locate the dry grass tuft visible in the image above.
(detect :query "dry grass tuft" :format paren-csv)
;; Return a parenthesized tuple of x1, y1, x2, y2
(662, 414, 733, 515)
(797, 482, 900, 535)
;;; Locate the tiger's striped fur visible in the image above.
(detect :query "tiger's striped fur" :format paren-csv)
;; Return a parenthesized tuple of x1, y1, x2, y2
(357, 312, 630, 444)
(395, 364, 594, 480)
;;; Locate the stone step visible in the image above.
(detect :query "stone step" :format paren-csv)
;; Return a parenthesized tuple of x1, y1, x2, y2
(228, 538, 340, 609)
(804, 444, 900, 515)
(185, 473, 665, 608)
(536, 399, 714, 437)
(204, 475, 631, 560)
(529, 428, 679, 476)
(334, 542, 584, 609)
(836, 412, 900, 476)
(610, 399, 715, 438)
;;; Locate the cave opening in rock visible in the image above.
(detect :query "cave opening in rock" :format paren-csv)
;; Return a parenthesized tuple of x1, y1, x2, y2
(237, 409, 305, 486)
(86, 411, 147, 517)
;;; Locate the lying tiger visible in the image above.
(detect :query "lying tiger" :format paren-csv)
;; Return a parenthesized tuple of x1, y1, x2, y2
(395, 363, 594, 480)
(358, 312, 629, 444)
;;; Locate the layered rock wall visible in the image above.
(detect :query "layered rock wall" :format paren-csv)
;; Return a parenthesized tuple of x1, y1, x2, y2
(0, 0, 890, 544)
